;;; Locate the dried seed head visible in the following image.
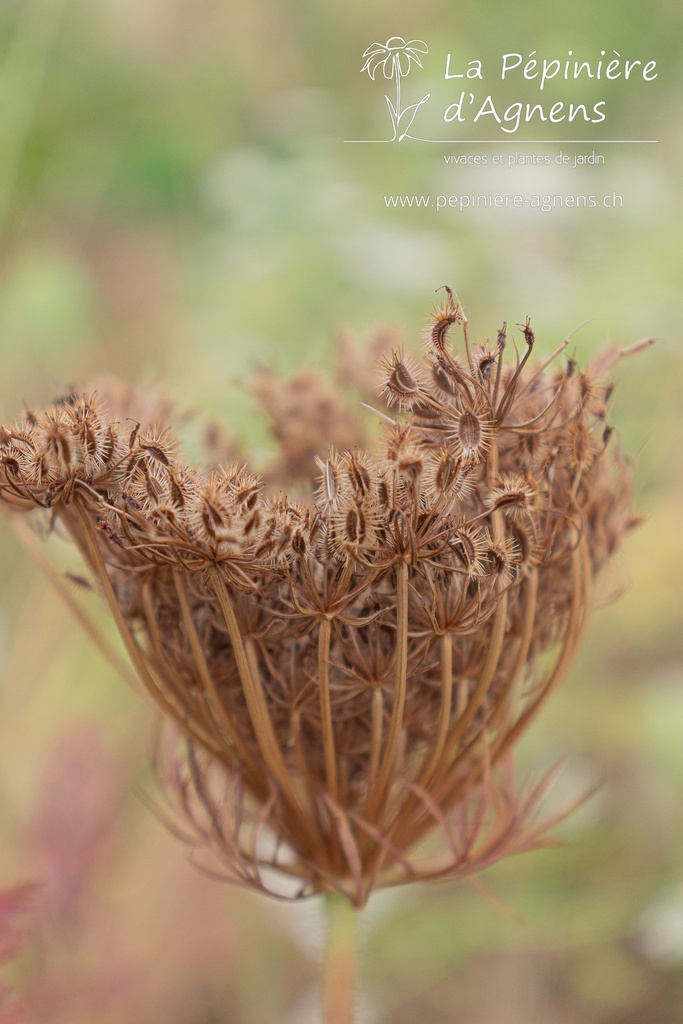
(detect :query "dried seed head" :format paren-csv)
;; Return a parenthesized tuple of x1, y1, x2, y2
(128, 426, 179, 476)
(485, 535, 522, 583)
(424, 448, 473, 505)
(343, 451, 376, 501)
(447, 405, 493, 463)
(395, 451, 424, 487)
(183, 467, 262, 559)
(230, 465, 262, 511)
(431, 448, 459, 494)
(1, 446, 23, 480)
(578, 370, 611, 418)
(486, 473, 540, 521)
(328, 494, 381, 560)
(0, 290, 642, 907)
(188, 478, 235, 544)
(517, 315, 535, 348)
(315, 449, 344, 509)
(258, 494, 308, 565)
(563, 419, 598, 471)
(472, 344, 498, 382)
(384, 424, 414, 462)
(449, 525, 489, 577)
(61, 393, 109, 468)
(340, 501, 366, 548)
(35, 415, 79, 481)
(379, 350, 421, 409)
(508, 520, 542, 573)
(425, 287, 466, 356)
(383, 425, 424, 487)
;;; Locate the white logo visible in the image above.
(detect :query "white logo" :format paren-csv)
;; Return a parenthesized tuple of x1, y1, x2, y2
(360, 37, 431, 142)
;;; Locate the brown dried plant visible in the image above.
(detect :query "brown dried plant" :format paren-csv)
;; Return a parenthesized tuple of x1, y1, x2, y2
(0, 291, 646, 908)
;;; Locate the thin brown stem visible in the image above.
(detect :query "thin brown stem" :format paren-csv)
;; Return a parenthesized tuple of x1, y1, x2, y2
(492, 536, 591, 760)
(319, 616, 339, 802)
(141, 580, 215, 739)
(209, 569, 316, 848)
(419, 632, 453, 786)
(368, 688, 383, 794)
(436, 590, 507, 776)
(173, 571, 253, 767)
(71, 502, 224, 758)
(487, 568, 539, 733)
(462, 316, 474, 374)
(432, 536, 590, 825)
(363, 560, 408, 823)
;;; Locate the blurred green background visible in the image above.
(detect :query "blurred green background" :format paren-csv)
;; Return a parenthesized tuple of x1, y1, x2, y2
(0, 0, 682, 1021)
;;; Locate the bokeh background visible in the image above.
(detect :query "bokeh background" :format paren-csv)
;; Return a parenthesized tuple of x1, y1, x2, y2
(0, 0, 682, 1021)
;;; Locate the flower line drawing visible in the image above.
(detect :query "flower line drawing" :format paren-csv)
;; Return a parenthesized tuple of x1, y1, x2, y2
(360, 37, 430, 142)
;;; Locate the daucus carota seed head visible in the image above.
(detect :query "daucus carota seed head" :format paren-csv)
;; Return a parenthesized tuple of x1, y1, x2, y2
(447, 404, 493, 463)
(486, 473, 541, 522)
(0, 293, 644, 907)
(379, 350, 422, 409)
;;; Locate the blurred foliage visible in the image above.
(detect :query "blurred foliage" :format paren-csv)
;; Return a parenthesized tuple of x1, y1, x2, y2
(0, 0, 682, 1021)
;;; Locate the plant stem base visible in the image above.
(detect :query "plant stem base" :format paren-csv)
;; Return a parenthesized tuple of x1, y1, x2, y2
(323, 892, 358, 1024)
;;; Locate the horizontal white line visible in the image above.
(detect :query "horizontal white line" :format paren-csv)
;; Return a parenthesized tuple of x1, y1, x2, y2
(344, 139, 659, 144)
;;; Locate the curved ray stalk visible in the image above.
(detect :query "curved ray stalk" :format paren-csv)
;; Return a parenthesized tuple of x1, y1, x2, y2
(173, 571, 255, 770)
(70, 502, 226, 760)
(487, 568, 539, 733)
(362, 560, 409, 825)
(318, 616, 339, 802)
(209, 569, 318, 853)
(418, 632, 453, 786)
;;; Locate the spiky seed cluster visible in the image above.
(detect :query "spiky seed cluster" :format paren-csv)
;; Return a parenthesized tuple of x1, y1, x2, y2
(0, 291, 643, 906)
